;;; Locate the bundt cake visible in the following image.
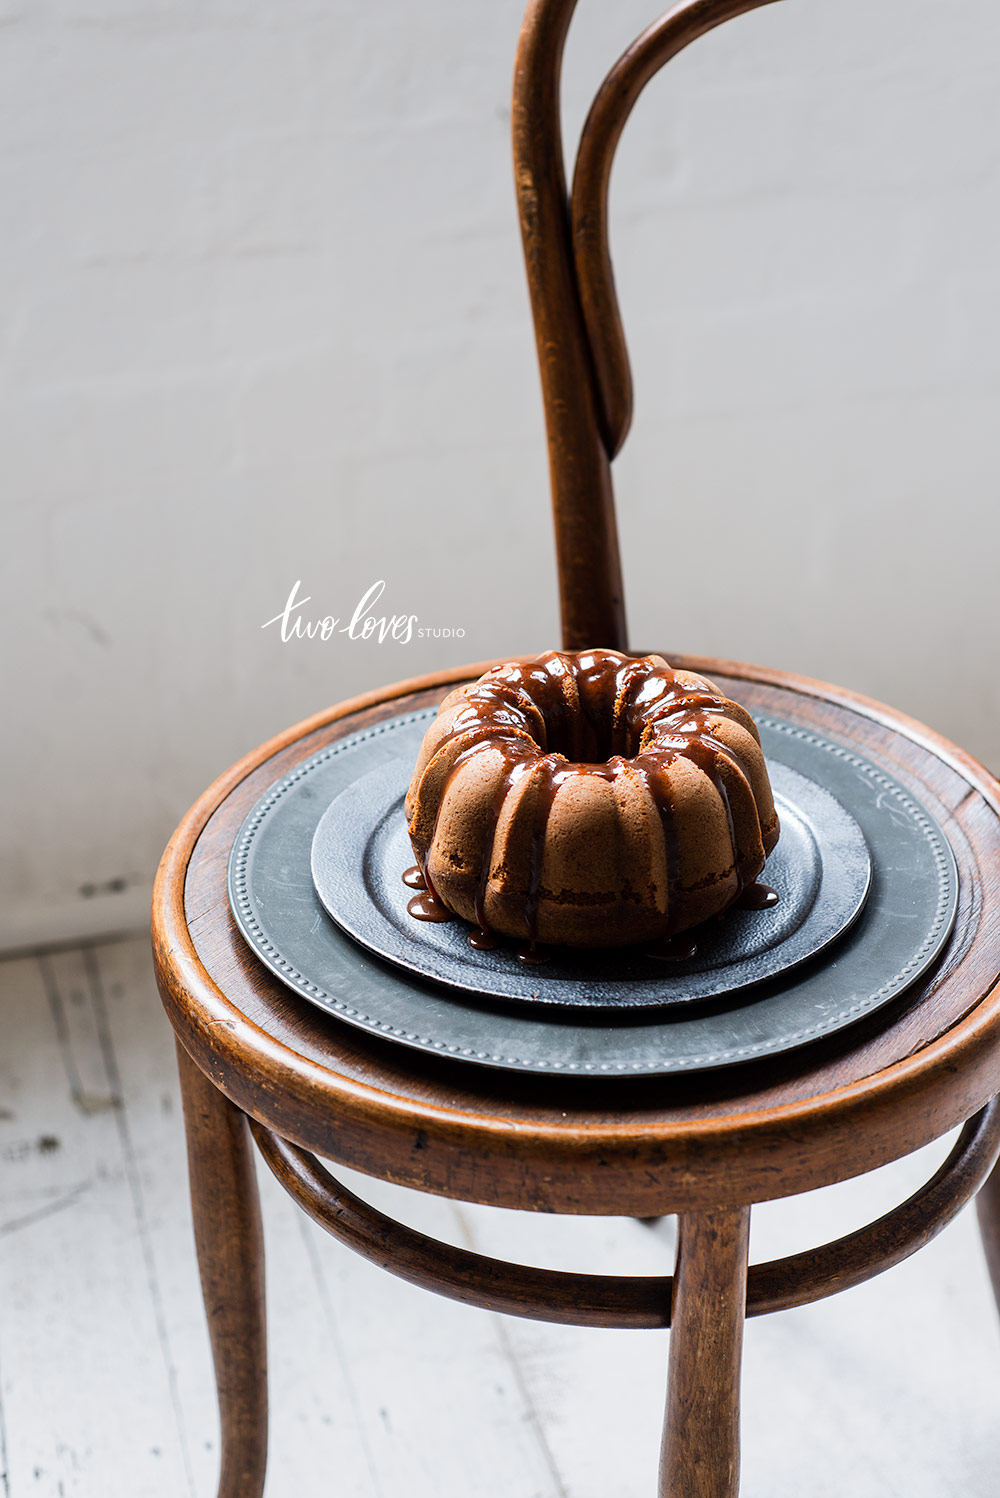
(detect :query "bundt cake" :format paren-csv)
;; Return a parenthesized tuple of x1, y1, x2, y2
(404, 649, 780, 950)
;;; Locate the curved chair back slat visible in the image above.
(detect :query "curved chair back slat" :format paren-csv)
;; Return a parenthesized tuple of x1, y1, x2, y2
(513, 0, 784, 650)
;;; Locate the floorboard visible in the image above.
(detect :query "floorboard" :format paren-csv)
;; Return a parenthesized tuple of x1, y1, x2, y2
(1, 947, 193, 1497)
(3, 933, 1000, 1497)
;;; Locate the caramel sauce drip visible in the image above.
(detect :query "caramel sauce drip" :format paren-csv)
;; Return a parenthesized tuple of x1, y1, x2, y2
(523, 756, 563, 946)
(516, 942, 551, 964)
(630, 754, 683, 933)
(472, 748, 534, 934)
(406, 890, 453, 923)
(669, 733, 744, 898)
(737, 882, 779, 910)
(645, 932, 699, 962)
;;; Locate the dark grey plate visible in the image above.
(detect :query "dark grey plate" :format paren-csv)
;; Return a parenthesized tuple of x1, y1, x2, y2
(227, 709, 959, 1076)
(309, 760, 871, 1010)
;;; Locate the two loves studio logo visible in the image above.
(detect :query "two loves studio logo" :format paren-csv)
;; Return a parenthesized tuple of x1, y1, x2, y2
(261, 580, 466, 644)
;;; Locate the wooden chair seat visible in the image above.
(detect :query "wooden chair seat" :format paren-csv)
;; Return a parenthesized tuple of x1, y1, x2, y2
(156, 656, 1000, 1217)
(152, 654, 1000, 1498)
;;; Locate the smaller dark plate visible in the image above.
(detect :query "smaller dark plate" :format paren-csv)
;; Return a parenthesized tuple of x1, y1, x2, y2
(310, 759, 871, 1011)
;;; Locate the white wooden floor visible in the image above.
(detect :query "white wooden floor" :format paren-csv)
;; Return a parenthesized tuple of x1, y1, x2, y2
(2, 933, 1000, 1498)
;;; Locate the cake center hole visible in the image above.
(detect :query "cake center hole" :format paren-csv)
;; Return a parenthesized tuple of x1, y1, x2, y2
(541, 703, 624, 763)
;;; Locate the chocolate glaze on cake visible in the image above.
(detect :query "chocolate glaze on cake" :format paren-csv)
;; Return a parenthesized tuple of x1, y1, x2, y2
(404, 649, 780, 950)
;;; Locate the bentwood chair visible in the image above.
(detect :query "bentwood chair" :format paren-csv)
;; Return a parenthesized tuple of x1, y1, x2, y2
(152, 3, 1000, 1495)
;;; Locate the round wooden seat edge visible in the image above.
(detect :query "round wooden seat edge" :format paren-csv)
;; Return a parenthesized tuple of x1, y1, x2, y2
(151, 655, 1000, 1215)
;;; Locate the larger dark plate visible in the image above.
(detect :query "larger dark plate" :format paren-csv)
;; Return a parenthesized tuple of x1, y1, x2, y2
(227, 709, 959, 1077)
(309, 759, 871, 1010)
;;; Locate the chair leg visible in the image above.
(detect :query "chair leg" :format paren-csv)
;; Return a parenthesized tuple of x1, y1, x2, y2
(976, 1156, 1000, 1318)
(177, 1041, 268, 1498)
(660, 1206, 751, 1498)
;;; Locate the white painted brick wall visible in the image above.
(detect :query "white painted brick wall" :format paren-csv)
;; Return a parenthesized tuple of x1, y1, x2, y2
(3, 0, 999, 945)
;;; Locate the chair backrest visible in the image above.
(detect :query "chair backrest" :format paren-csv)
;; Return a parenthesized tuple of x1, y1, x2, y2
(512, 0, 783, 652)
